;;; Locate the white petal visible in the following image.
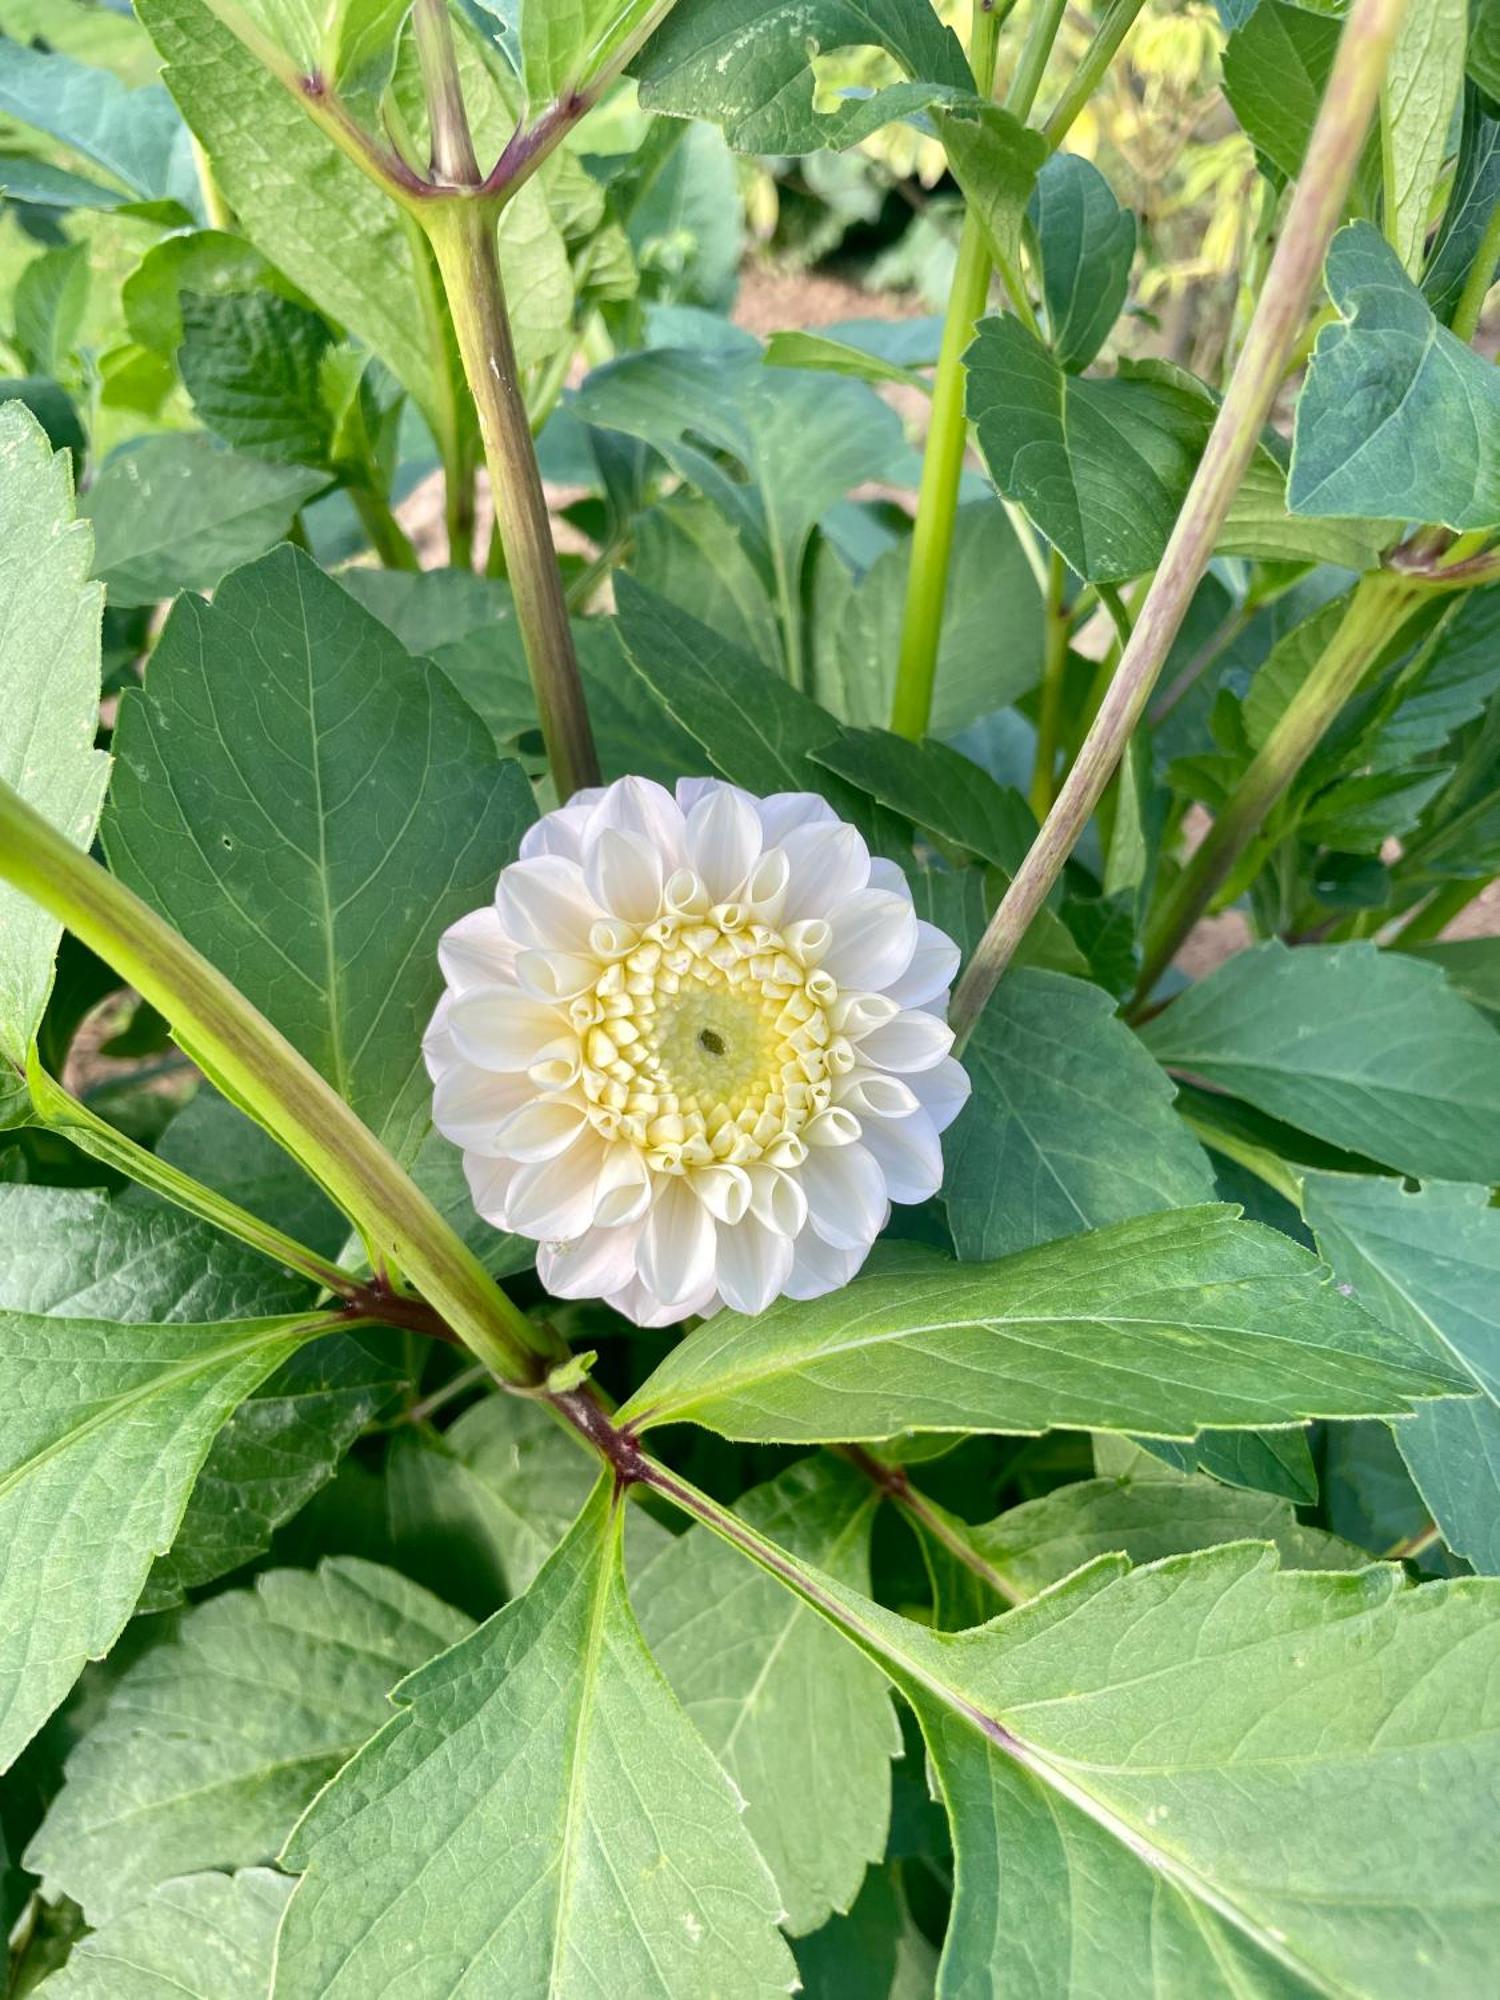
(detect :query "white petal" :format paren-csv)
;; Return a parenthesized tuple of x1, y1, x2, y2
(756, 791, 837, 845)
(504, 1133, 610, 1238)
(637, 1176, 717, 1306)
(584, 826, 664, 924)
(785, 1228, 869, 1300)
(824, 889, 918, 991)
(423, 992, 457, 1081)
(747, 1163, 807, 1238)
(884, 921, 962, 1010)
(859, 1110, 944, 1205)
(800, 1140, 888, 1251)
(911, 1055, 972, 1133)
(539, 1220, 644, 1300)
(492, 1097, 589, 1163)
(778, 822, 871, 920)
(432, 1064, 535, 1154)
(497, 855, 603, 952)
(866, 857, 910, 895)
(437, 906, 517, 992)
(715, 1215, 794, 1315)
(583, 776, 686, 870)
(856, 1008, 954, 1074)
(804, 1107, 861, 1147)
(519, 793, 604, 862)
(605, 1273, 717, 1329)
(463, 1151, 520, 1230)
(593, 1146, 652, 1227)
(514, 948, 601, 1002)
(686, 785, 763, 902)
(691, 1163, 752, 1224)
(835, 1068, 921, 1121)
(446, 986, 575, 1073)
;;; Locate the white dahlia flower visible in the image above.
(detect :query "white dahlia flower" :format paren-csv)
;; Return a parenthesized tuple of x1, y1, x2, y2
(424, 776, 970, 1327)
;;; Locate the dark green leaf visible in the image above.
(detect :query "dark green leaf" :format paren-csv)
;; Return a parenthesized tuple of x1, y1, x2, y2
(1290, 222, 1500, 529)
(14, 241, 89, 375)
(1028, 152, 1136, 372)
(620, 1205, 1464, 1444)
(1423, 88, 1500, 323)
(1402, 936, 1500, 1019)
(943, 970, 1215, 1261)
(0, 155, 131, 209)
(104, 544, 535, 1162)
(178, 290, 335, 465)
(812, 728, 1034, 871)
(792, 1865, 937, 2000)
(0, 37, 196, 208)
(1141, 941, 1500, 1184)
(1223, 0, 1378, 203)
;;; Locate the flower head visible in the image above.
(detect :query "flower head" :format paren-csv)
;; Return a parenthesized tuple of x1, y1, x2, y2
(424, 777, 970, 1326)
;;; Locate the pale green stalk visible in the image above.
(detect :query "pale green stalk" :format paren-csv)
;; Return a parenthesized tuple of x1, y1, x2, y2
(0, 779, 559, 1382)
(947, 0, 1412, 1046)
(1450, 197, 1500, 343)
(1043, 0, 1149, 149)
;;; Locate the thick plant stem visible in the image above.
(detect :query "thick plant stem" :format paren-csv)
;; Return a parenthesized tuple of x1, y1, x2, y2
(1135, 573, 1421, 1000)
(888, 3, 1006, 739)
(1043, 0, 1148, 149)
(0, 780, 560, 1384)
(947, 0, 1410, 1048)
(427, 202, 601, 797)
(412, 0, 480, 184)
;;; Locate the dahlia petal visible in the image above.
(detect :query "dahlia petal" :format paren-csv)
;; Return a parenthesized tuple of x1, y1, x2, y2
(686, 785, 763, 902)
(584, 826, 664, 925)
(492, 1097, 590, 1163)
(539, 1220, 645, 1300)
(446, 986, 574, 1073)
(779, 822, 871, 920)
(747, 1163, 807, 1238)
(432, 1064, 535, 1154)
(638, 1176, 717, 1305)
(605, 1274, 717, 1330)
(514, 948, 601, 1002)
(715, 1215, 795, 1316)
(824, 889, 919, 991)
(437, 906, 517, 993)
(593, 1145, 652, 1227)
(497, 855, 603, 953)
(859, 1109, 944, 1204)
(423, 992, 457, 1081)
(504, 1133, 610, 1238)
(911, 1055, 972, 1133)
(800, 1140, 887, 1251)
(866, 857, 910, 896)
(855, 1007, 955, 1074)
(519, 793, 603, 862)
(462, 1152, 520, 1230)
(691, 1162, 752, 1225)
(785, 1228, 869, 1300)
(583, 776, 685, 869)
(884, 920, 962, 1010)
(834, 1067, 921, 1121)
(756, 791, 837, 845)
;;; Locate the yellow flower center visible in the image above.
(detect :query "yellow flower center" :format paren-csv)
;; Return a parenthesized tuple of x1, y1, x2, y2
(568, 906, 851, 1171)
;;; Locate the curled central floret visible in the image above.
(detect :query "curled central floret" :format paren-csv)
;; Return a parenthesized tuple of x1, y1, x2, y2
(425, 777, 970, 1327)
(573, 909, 844, 1171)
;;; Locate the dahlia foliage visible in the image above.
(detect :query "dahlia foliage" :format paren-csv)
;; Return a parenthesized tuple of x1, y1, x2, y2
(426, 776, 969, 1324)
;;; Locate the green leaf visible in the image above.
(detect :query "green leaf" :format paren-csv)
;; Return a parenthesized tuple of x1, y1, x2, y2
(151, 1085, 346, 1263)
(812, 499, 1045, 734)
(816, 1544, 1500, 1998)
(0, 37, 196, 208)
(33, 1868, 291, 1999)
(918, 1467, 1363, 1628)
(632, 493, 784, 676)
(1402, 936, 1500, 1019)
(1223, 0, 1378, 202)
(764, 328, 932, 392)
(0, 1307, 328, 1768)
(0, 402, 107, 1092)
(792, 1865, 937, 2000)
(1140, 941, 1500, 1184)
(275, 1483, 797, 1998)
(80, 436, 325, 606)
(325, 0, 410, 100)
(178, 290, 335, 466)
(27, 1559, 469, 1922)
(1290, 221, 1500, 529)
(522, 0, 658, 101)
(1424, 86, 1500, 323)
(620, 1205, 1464, 1444)
(121, 227, 299, 365)
(1380, 0, 1467, 277)
(613, 575, 903, 848)
(934, 99, 1046, 279)
(103, 544, 535, 1162)
(0, 154, 131, 209)
(14, 241, 90, 375)
(811, 728, 1034, 872)
(1132, 1424, 1319, 1504)
(1028, 151, 1136, 372)
(636, 0, 969, 154)
(942, 970, 1216, 1261)
(634, 1456, 899, 1934)
(1306, 1172, 1500, 1573)
(967, 318, 1380, 582)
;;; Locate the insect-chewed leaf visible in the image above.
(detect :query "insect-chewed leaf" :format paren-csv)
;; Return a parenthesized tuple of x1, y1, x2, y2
(617, 1206, 1467, 1443)
(0, 1308, 332, 1770)
(1140, 941, 1500, 1185)
(35, 1868, 291, 1999)
(633, 1456, 900, 1935)
(103, 543, 534, 1164)
(274, 1482, 796, 1999)
(0, 403, 107, 1103)
(1290, 222, 1500, 529)
(27, 1560, 470, 1923)
(1307, 1172, 1500, 1574)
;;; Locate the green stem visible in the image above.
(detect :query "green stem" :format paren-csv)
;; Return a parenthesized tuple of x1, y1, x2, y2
(1135, 572, 1420, 1000)
(1029, 548, 1069, 817)
(1005, 0, 1067, 120)
(26, 1057, 351, 1293)
(1042, 0, 1146, 147)
(946, 0, 1411, 1049)
(411, 0, 481, 183)
(839, 1445, 1024, 1609)
(1177, 1107, 1304, 1208)
(1390, 876, 1487, 945)
(0, 780, 559, 1383)
(1449, 197, 1500, 341)
(350, 485, 420, 569)
(425, 202, 600, 797)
